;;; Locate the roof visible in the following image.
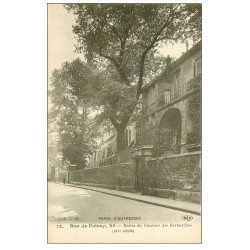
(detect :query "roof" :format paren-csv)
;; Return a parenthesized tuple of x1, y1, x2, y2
(141, 40, 202, 93)
(170, 40, 202, 68)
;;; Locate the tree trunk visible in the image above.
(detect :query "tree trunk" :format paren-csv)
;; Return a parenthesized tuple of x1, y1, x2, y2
(109, 110, 133, 151)
(116, 127, 126, 150)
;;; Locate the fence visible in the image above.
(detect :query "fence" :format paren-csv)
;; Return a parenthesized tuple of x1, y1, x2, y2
(157, 75, 202, 108)
(68, 152, 201, 203)
(69, 162, 135, 192)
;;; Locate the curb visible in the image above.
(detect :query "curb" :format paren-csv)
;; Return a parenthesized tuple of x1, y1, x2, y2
(66, 183, 201, 216)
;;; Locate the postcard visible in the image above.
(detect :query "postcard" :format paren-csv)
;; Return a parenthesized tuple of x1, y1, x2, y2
(48, 3, 202, 243)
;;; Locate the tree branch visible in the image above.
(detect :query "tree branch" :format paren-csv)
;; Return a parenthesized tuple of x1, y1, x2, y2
(108, 114, 119, 131)
(136, 6, 186, 98)
(96, 18, 132, 86)
(136, 14, 174, 98)
(99, 46, 130, 86)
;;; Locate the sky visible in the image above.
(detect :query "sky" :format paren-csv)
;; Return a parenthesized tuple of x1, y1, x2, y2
(48, 4, 188, 85)
(48, 4, 84, 85)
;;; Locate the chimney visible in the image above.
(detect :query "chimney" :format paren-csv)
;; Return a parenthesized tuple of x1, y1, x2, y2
(162, 56, 172, 78)
(185, 41, 189, 52)
(166, 55, 172, 67)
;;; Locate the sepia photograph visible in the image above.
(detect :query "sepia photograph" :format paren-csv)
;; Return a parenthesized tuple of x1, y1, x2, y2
(48, 3, 202, 243)
(3, 0, 250, 249)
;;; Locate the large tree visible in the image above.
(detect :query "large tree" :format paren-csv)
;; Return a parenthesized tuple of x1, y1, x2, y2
(65, 3, 201, 149)
(49, 59, 101, 168)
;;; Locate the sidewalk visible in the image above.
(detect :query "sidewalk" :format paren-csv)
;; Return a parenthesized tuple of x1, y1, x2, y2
(66, 183, 201, 216)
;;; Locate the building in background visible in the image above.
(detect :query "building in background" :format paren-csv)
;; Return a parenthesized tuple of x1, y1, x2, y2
(70, 41, 202, 203)
(130, 41, 201, 201)
(139, 40, 202, 157)
(88, 120, 138, 168)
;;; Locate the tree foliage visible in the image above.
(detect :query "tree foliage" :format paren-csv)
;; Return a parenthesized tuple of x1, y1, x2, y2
(64, 3, 201, 149)
(49, 59, 101, 168)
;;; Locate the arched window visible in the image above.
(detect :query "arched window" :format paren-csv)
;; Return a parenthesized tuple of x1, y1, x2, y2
(158, 108, 182, 155)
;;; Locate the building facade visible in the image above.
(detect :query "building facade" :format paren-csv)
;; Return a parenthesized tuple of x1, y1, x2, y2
(140, 41, 201, 157)
(69, 41, 202, 203)
(88, 121, 138, 168)
(131, 41, 201, 201)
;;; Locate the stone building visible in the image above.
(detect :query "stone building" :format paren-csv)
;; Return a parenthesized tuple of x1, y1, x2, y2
(140, 40, 201, 156)
(69, 41, 202, 203)
(88, 121, 137, 168)
(130, 41, 201, 202)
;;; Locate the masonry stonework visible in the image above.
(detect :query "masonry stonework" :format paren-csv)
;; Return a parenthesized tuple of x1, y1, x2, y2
(144, 152, 201, 203)
(69, 162, 136, 192)
(67, 41, 202, 204)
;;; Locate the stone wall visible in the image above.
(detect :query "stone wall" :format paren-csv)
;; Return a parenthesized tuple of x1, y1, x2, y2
(144, 152, 201, 203)
(68, 162, 135, 192)
(68, 153, 201, 203)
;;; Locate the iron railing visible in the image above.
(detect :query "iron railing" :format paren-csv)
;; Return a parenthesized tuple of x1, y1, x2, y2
(156, 75, 202, 108)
